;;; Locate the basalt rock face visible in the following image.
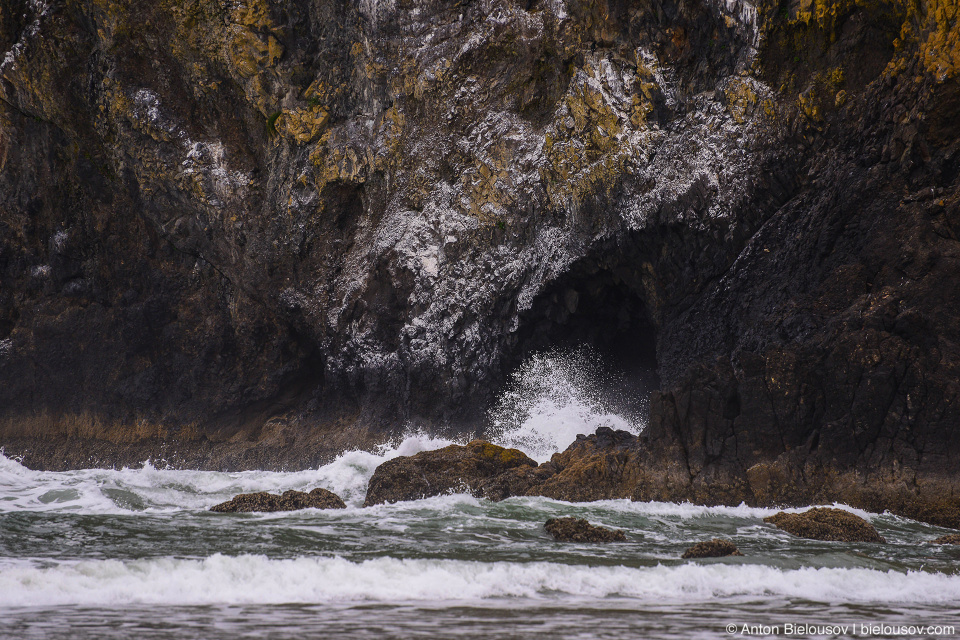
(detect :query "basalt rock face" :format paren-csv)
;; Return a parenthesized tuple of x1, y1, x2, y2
(0, 0, 957, 527)
(363, 439, 539, 505)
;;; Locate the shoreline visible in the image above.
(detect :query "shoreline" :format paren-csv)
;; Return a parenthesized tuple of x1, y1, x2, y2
(4, 425, 957, 530)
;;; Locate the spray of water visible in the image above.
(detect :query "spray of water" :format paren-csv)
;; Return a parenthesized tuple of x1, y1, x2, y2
(486, 346, 648, 462)
(0, 348, 650, 512)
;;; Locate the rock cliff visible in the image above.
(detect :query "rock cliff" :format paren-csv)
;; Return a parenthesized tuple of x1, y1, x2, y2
(1, 0, 958, 518)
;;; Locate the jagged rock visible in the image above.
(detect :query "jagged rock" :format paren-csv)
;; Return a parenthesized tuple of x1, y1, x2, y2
(931, 534, 960, 545)
(763, 508, 886, 543)
(543, 517, 626, 543)
(363, 440, 538, 506)
(681, 539, 744, 559)
(527, 427, 643, 502)
(210, 488, 346, 513)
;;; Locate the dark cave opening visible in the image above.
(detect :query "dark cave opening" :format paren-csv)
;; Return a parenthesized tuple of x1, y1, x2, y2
(500, 250, 661, 424)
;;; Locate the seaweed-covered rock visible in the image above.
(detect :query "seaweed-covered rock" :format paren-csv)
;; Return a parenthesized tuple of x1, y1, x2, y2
(931, 534, 960, 545)
(681, 539, 744, 559)
(363, 440, 538, 506)
(210, 488, 346, 513)
(543, 517, 626, 543)
(763, 508, 885, 543)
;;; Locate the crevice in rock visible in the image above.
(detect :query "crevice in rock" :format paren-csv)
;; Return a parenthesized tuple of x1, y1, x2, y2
(501, 238, 661, 418)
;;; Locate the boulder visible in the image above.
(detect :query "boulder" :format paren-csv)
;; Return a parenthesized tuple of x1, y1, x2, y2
(544, 517, 626, 542)
(363, 440, 538, 506)
(681, 539, 744, 559)
(210, 488, 346, 512)
(931, 534, 960, 545)
(529, 427, 642, 502)
(763, 507, 886, 543)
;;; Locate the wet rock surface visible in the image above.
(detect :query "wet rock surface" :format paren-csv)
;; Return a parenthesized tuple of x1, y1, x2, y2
(681, 539, 744, 559)
(363, 440, 538, 506)
(527, 427, 645, 502)
(0, 0, 958, 528)
(210, 488, 346, 512)
(763, 508, 886, 543)
(931, 534, 960, 545)
(544, 517, 626, 543)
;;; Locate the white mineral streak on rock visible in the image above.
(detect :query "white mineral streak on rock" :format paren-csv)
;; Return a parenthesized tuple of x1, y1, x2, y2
(127, 89, 250, 209)
(1, 1, 51, 76)
(706, 0, 761, 65)
(283, 0, 773, 392)
(358, 0, 397, 27)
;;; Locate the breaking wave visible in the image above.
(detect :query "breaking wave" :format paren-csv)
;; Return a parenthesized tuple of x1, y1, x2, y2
(487, 347, 646, 462)
(2, 555, 960, 607)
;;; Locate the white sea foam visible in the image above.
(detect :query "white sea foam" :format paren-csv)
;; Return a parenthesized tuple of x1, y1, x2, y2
(0, 450, 890, 522)
(2, 555, 959, 607)
(0, 346, 654, 512)
(504, 496, 881, 522)
(487, 347, 645, 462)
(0, 431, 455, 512)
(0, 346, 651, 512)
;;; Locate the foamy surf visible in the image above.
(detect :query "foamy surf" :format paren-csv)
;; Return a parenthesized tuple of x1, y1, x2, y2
(0, 347, 652, 515)
(0, 431, 455, 513)
(2, 555, 960, 607)
(2, 349, 958, 639)
(488, 347, 646, 462)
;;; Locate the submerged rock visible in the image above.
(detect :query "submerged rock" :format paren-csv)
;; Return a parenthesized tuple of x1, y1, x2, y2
(544, 517, 626, 543)
(210, 488, 346, 513)
(681, 539, 744, 559)
(931, 534, 960, 545)
(363, 440, 538, 506)
(763, 508, 885, 543)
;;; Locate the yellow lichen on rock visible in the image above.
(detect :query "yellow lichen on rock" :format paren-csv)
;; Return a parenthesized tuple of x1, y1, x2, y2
(798, 86, 823, 121)
(918, 0, 960, 80)
(278, 107, 330, 144)
(474, 440, 530, 466)
(309, 134, 371, 202)
(231, 0, 273, 29)
(538, 58, 660, 211)
(227, 27, 270, 78)
(724, 78, 759, 124)
(784, 0, 957, 81)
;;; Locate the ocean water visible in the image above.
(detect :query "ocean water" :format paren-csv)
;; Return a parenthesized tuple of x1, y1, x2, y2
(3, 355, 960, 639)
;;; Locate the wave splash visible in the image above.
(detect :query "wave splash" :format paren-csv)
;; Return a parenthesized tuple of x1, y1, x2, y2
(0, 347, 649, 511)
(2, 554, 959, 607)
(0, 432, 455, 512)
(487, 346, 646, 462)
